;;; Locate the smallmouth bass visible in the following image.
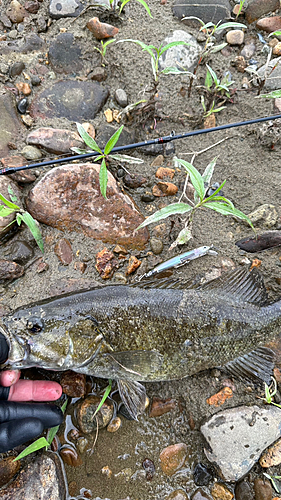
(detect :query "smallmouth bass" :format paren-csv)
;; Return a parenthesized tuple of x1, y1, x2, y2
(0, 268, 280, 418)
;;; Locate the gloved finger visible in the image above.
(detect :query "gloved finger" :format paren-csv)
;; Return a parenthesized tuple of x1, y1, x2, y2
(0, 369, 21, 387)
(0, 401, 64, 428)
(8, 380, 62, 402)
(0, 417, 44, 453)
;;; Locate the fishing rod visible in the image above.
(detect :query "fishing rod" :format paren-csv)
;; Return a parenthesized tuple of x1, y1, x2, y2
(1, 113, 281, 175)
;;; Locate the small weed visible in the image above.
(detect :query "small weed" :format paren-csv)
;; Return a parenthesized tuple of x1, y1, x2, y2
(73, 123, 144, 198)
(119, 0, 152, 16)
(0, 188, 44, 253)
(93, 39, 115, 66)
(201, 96, 226, 118)
(204, 65, 235, 98)
(235, 0, 246, 19)
(13, 399, 68, 461)
(263, 473, 281, 493)
(259, 377, 281, 409)
(137, 156, 254, 245)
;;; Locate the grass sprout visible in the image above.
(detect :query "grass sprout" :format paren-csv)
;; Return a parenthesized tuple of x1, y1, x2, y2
(93, 39, 115, 66)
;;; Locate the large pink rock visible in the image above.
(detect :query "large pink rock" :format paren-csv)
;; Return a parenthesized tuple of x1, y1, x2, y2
(26, 163, 149, 249)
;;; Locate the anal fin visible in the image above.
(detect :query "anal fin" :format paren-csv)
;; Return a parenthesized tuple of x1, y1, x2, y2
(224, 347, 275, 385)
(117, 379, 147, 420)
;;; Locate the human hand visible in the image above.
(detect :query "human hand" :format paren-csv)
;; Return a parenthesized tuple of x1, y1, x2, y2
(0, 332, 63, 453)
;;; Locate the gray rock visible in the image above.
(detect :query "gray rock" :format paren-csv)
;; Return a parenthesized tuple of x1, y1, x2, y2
(21, 145, 42, 160)
(49, 0, 84, 18)
(48, 33, 83, 74)
(30, 80, 109, 121)
(96, 124, 135, 148)
(173, 0, 231, 25)
(245, 0, 280, 24)
(9, 61, 25, 77)
(0, 93, 23, 157)
(7, 240, 34, 265)
(247, 204, 278, 228)
(257, 57, 281, 90)
(158, 30, 200, 72)
(0, 454, 66, 499)
(115, 88, 128, 107)
(240, 43, 256, 59)
(201, 405, 281, 481)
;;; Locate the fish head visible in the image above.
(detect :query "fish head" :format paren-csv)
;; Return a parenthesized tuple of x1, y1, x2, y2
(1, 303, 108, 371)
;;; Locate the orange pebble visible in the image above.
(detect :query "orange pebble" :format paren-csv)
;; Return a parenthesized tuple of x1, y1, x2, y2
(206, 387, 233, 407)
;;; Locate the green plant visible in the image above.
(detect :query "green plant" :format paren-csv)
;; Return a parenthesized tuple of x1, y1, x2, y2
(73, 123, 144, 199)
(205, 64, 235, 98)
(235, 0, 246, 19)
(93, 39, 115, 66)
(137, 156, 254, 245)
(119, 0, 151, 16)
(13, 399, 68, 461)
(263, 473, 281, 493)
(0, 188, 44, 253)
(201, 96, 226, 118)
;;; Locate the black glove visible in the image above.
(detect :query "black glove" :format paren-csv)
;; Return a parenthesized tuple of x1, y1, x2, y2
(0, 332, 63, 453)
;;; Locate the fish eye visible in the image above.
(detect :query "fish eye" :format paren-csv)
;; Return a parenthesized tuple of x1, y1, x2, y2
(27, 317, 44, 333)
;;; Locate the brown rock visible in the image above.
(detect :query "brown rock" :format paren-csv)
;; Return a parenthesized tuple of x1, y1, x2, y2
(0, 260, 24, 281)
(151, 155, 164, 167)
(88, 67, 107, 81)
(226, 30, 244, 45)
(203, 113, 216, 129)
(107, 416, 122, 432)
(149, 397, 177, 417)
(159, 443, 187, 476)
(48, 278, 101, 296)
(0, 457, 21, 488)
(60, 446, 83, 467)
(253, 478, 272, 500)
(152, 182, 178, 197)
(126, 255, 141, 275)
(211, 483, 234, 500)
(123, 173, 146, 188)
(155, 167, 175, 179)
(76, 395, 114, 433)
(0, 156, 36, 183)
(166, 490, 188, 500)
(24, 0, 39, 12)
(27, 127, 84, 154)
(206, 387, 233, 406)
(259, 437, 281, 467)
(26, 164, 149, 249)
(60, 371, 86, 398)
(256, 15, 281, 33)
(81, 122, 95, 139)
(113, 244, 128, 254)
(191, 488, 212, 500)
(37, 260, 49, 273)
(74, 261, 87, 273)
(87, 17, 119, 39)
(273, 42, 281, 55)
(6, 0, 26, 23)
(246, 0, 280, 24)
(15, 82, 32, 96)
(95, 247, 118, 279)
(54, 238, 73, 265)
(269, 37, 279, 47)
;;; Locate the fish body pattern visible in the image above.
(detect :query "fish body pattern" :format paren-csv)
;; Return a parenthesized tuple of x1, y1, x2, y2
(0, 268, 279, 417)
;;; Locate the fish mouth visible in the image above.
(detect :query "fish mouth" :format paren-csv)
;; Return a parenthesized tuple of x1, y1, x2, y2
(0, 321, 26, 365)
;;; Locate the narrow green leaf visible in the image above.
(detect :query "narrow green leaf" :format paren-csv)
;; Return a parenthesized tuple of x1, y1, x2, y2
(13, 437, 49, 461)
(104, 125, 124, 155)
(99, 159, 108, 199)
(203, 180, 226, 201)
(16, 213, 22, 226)
(202, 157, 217, 192)
(135, 0, 152, 17)
(212, 106, 227, 113)
(117, 39, 155, 58)
(159, 41, 192, 56)
(137, 202, 193, 229)
(47, 399, 68, 446)
(8, 185, 19, 203)
(203, 201, 255, 230)
(206, 64, 219, 86)
(269, 30, 281, 37)
(181, 16, 205, 26)
(93, 380, 112, 418)
(209, 42, 228, 54)
(216, 22, 247, 32)
(258, 89, 281, 99)
(174, 158, 205, 201)
(200, 21, 215, 30)
(109, 154, 144, 164)
(19, 212, 44, 253)
(76, 123, 102, 154)
(102, 39, 116, 48)
(0, 193, 20, 210)
(70, 147, 92, 154)
(205, 68, 213, 89)
(0, 206, 16, 217)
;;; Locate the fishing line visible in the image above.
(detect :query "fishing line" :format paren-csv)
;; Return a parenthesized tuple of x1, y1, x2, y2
(1, 113, 281, 175)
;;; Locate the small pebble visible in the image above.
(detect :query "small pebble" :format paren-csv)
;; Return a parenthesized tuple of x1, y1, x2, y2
(87, 67, 107, 81)
(151, 155, 164, 167)
(21, 145, 42, 160)
(126, 255, 141, 275)
(54, 238, 73, 265)
(76, 437, 89, 454)
(95, 247, 118, 279)
(74, 261, 87, 274)
(60, 371, 86, 398)
(259, 437, 281, 467)
(107, 417, 122, 433)
(149, 397, 177, 417)
(17, 98, 28, 114)
(240, 43, 256, 59)
(206, 387, 233, 406)
(191, 489, 212, 500)
(101, 466, 112, 478)
(24, 0, 40, 13)
(16, 82, 32, 96)
(115, 88, 128, 107)
(226, 30, 244, 45)
(156, 167, 175, 179)
(6, 0, 26, 23)
(123, 173, 146, 188)
(141, 192, 155, 202)
(142, 458, 155, 481)
(235, 56, 246, 73)
(9, 61, 25, 77)
(211, 483, 234, 500)
(203, 113, 216, 129)
(273, 42, 281, 55)
(165, 490, 188, 500)
(150, 237, 163, 255)
(235, 480, 254, 500)
(87, 17, 119, 39)
(159, 443, 187, 476)
(152, 182, 178, 197)
(193, 463, 213, 486)
(60, 446, 83, 467)
(247, 204, 278, 228)
(8, 240, 33, 265)
(256, 16, 281, 33)
(253, 478, 272, 500)
(76, 395, 114, 432)
(30, 74, 41, 85)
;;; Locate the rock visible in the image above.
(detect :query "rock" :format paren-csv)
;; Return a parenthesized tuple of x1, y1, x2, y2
(0, 260, 24, 281)
(0, 155, 35, 183)
(27, 127, 84, 154)
(0, 13, 12, 28)
(246, 0, 280, 24)
(158, 31, 200, 72)
(235, 480, 253, 500)
(95, 247, 118, 279)
(142, 458, 155, 481)
(159, 443, 187, 476)
(74, 261, 87, 273)
(87, 67, 107, 81)
(236, 231, 281, 252)
(247, 204, 278, 228)
(15, 82, 31, 96)
(76, 395, 114, 432)
(60, 446, 83, 467)
(115, 88, 128, 107)
(126, 255, 141, 275)
(87, 17, 119, 39)
(9, 61, 25, 76)
(273, 42, 281, 55)
(226, 30, 244, 45)
(201, 405, 281, 481)
(30, 80, 109, 121)
(0, 457, 21, 488)
(26, 163, 149, 249)
(259, 437, 281, 467)
(173, 0, 231, 24)
(156, 167, 175, 179)
(149, 397, 177, 417)
(151, 155, 164, 168)
(0, 454, 66, 499)
(253, 478, 272, 500)
(21, 145, 42, 160)
(123, 173, 146, 189)
(0, 93, 23, 157)
(193, 463, 213, 486)
(206, 387, 233, 407)
(54, 238, 73, 265)
(150, 237, 163, 255)
(152, 182, 178, 196)
(49, 0, 83, 18)
(211, 483, 233, 500)
(48, 33, 83, 74)
(203, 113, 216, 129)
(165, 489, 188, 500)
(96, 123, 135, 149)
(256, 16, 281, 33)
(7, 240, 34, 265)
(60, 371, 86, 397)
(107, 417, 122, 433)
(17, 98, 28, 114)
(191, 489, 212, 500)
(25, 0, 40, 13)
(240, 43, 256, 59)
(6, 0, 26, 23)
(235, 55, 247, 73)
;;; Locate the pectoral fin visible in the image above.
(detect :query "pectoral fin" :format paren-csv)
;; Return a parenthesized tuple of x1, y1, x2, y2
(117, 379, 147, 420)
(102, 350, 163, 379)
(224, 346, 275, 385)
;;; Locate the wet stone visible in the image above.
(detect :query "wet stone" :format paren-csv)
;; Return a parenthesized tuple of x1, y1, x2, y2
(107, 416, 122, 433)
(0, 260, 24, 281)
(27, 127, 84, 154)
(30, 80, 109, 121)
(158, 31, 200, 72)
(142, 458, 155, 481)
(60, 446, 83, 467)
(149, 397, 177, 417)
(76, 395, 114, 433)
(173, 0, 231, 25)
(9, 61, 25, 77)
(150, 237, 163, 255)
(54, 238, 73, 265)
(8, 241, 34, 265)
(259, 436, 281, 467)
(193, 463, 213, 486)
(60, 370, 86, 397)
(245, 0, 280, 24)
(256, 16, 281, 33)
(48, 33, 83, 74)
(95, 247, 118, 279)
(0, 457, 21, 488)
(235, 480, 254, 500)
(159, 443, 187, 476)
(254, 478, 272, 500)
(211, 483, 233, 500)
(49, 0, 84, 18)
(115, 88, 128, 107)
(166, 489, 188, 500)
(126, 255, 141, 275)
(17, 98, 28, 114)
(123, 173, 146, 188)
(191, 489, 212, 500)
